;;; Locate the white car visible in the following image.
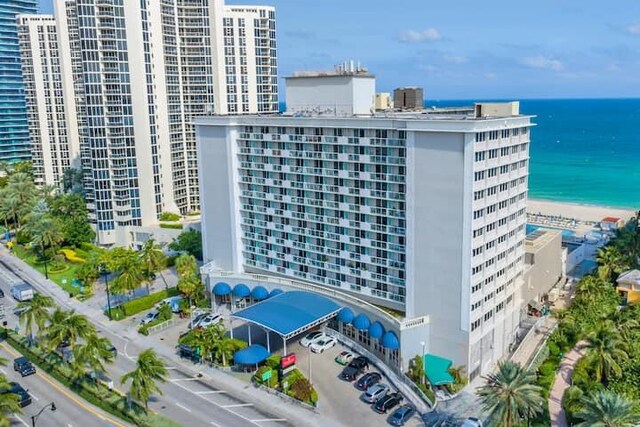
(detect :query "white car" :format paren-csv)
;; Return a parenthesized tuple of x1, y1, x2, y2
(197, 313, 222, 329)
(300, 331, 326, 347)
(461, 417, 483, 427)
(140, 310, 159, 325)
(188, 312, 209, 329)
(309, 336, 337, 353)
(363, 383, 390, 403)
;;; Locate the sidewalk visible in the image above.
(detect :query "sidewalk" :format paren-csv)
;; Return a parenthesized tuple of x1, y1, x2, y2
(548, 342, 587, 427)
(510, 316, 557, 368)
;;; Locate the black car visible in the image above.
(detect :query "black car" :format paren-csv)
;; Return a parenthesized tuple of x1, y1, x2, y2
(350, 356, 369, 370)
(0, 288, 4, 298)
(13, 357, 36, 377)
(373, 392, 403, 414)
(3, 382, 31, 407)
(355, 372, 382, 390)
(389, 404, 416, 426)
(340, 365, 364, 381)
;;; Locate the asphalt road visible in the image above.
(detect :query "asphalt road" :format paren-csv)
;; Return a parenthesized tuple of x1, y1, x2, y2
(0, 344, 124, 427)
(0, 251, 302, 427)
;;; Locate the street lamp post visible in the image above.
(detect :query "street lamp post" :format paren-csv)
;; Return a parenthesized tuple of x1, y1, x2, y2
(420, 341, 426, 385)
(100, 264, 113, 320)
(308, 345, 313, 385)
(31, 402, 56, 427)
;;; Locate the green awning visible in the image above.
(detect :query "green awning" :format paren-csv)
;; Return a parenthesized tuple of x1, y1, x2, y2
(424, 353, 455, 385)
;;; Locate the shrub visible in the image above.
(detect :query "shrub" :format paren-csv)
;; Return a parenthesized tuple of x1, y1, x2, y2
(159, 212, 181, 222)
(120, 287, 179, 317)
(59, 248, 86, 264)
(289, 377, 314, 404)
(265, 355, 281, 369)
(159, 223, 183, 230)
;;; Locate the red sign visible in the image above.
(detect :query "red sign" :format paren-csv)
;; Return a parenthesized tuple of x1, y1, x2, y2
(281, 353, 296, 369)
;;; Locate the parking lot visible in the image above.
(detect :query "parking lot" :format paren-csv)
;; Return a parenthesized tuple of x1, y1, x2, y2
(288, 338, 423, 427)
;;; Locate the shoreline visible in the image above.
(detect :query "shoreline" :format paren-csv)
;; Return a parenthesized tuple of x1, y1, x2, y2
(527, 199, 635, 226)
(529, 198, 638, 213)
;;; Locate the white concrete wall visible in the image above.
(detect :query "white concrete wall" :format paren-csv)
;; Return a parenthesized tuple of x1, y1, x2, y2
(285, 75, 375, 116)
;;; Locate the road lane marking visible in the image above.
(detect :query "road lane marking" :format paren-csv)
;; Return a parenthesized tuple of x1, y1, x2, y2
(0, 368, 6, 374)
(14, 415, 29, 426)
(176, 402, 192, 412)
(0, 343, 127, 427)
(222, 403, 254, 408)
(170, 377, 201, 382)
(210, 422, 222, 427)
(29, 391, 40, 401)
(252, 419, 288, 423)
(195, 390, 226, 394)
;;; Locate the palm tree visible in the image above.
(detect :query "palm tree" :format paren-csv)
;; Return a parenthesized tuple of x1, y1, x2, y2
(5, 172, 37, 227)
(45, 309, 95, 355)
(199, 323, 224, 363)
(73, 332, 115, 385)
(476, 360, 544, 427)
(17, 293, 54, 345)
(120, 348, 168, 411)
(177, 274, 203, 313)
(596, 246, 628, 282)
(27, 215, 64, 279)
(175, 253, 197, 279)
(0, 191, 20, 233)
(0, 375, 22, 427)
(211, 338, 236, 367)
(138, 239, 168, 290)
(575, 390, 640, 427)
(583, 322, 627, 384)
(111, 250, 145, 295)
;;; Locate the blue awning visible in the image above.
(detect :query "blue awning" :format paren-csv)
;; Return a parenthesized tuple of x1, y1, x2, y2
(213, 282, 231, 296)
(232, 283, 251, 298)
(269, 288, 283, 298)
(369, 321, 385, 339)
(251, 286, 268, 301)
(337, 307, 355, 323)
(233, 344, 270, 365)
(424, 353, 455, 385)
(382, 331, 399, 350)
(352, 313, 371, 330)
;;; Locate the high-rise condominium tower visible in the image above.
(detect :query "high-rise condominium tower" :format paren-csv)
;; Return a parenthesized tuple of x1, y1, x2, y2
(17, 14, 81, 187)
(52, 0, 278, 245)
(0, 0, 37, 163)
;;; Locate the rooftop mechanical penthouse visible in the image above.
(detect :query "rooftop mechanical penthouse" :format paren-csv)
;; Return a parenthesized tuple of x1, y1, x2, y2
(196, 70, 533, 379)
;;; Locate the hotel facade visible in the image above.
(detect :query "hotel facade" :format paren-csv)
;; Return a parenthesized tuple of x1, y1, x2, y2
(196, 72, 533, 378)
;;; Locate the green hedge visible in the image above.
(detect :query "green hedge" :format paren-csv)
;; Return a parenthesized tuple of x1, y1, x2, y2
(159, 223, 183, 230)
(117, 287, 179, 318)
(159, 212, 181, 222)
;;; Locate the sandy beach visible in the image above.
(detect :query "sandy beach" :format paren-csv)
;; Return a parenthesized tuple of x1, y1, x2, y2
(527, 199, 636, 235)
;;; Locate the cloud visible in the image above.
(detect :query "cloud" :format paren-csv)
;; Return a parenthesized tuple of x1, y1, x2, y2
(443, 55, 467, 64)
(399, 28, 442, 43)
(626, 23, 640, 35)
(520, 55, 564, 71)
(484, 72, 497, 80)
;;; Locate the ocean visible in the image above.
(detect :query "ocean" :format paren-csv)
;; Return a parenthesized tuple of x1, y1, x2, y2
(432, 98, 640, 210)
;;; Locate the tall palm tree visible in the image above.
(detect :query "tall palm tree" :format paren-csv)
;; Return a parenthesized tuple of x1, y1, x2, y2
(73, 332, 115, 385)
(111, 250, 145, 295)
(28, 216, 64, 279)
(177, 274, 203, 311)
(596, 246, 629, 282)
(120, 348, 168, 411)
(17, 293, 54, 345)
(476, 360, 544, 427)
(0, 191, 21, 233)
(175, 253, 197, 279)
(211, 338, 236, 367)
(138, 238, 168, 290)
(575, 390, 640, 427)
(45, 309, 95, 355)
(5, 172, 37, 227)
(584, 322, 627, 384)
(0, 374, 22, 427)
(199, 323, 224, 363)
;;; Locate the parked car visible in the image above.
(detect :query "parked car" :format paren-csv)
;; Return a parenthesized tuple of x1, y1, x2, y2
(13, 357, 35, 377)
(158, 296, 183, 313)
(335, 350, 355, 365)
(300, 331, 326, 347)
(309, 336, 337, 353)
(139, 310, 159, 325)
(2, 382, 31, 407)
(373, 392, 403, 414)
(389, 404, 416, 426)
(106, 344, 118, 357)
(0, 288, 4, 298)
(350, 356, 369, 370)
(461, 417, 483, 427)
(362, 383, 389, 403)
(340, 365, 364, 382)
(197, 313, 222, 329)
(188, 312, 209, 329)
(355, 372, 382, 390)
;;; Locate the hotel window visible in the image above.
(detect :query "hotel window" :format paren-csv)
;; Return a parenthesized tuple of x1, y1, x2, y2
(472, 301, 481, 311)
(472, 283, 482, 293)
(484, 310, 494, 321)
(471, 319, 481, 331)
(475, 151, 485, 162)
(475, 132, 486, 142)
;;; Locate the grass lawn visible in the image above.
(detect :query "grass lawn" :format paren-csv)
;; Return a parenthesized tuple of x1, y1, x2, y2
(10, 244, 86, 297)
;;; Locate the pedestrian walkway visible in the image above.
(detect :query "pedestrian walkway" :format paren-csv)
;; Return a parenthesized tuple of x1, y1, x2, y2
(510, 316, 557, 368)
(548, 341, 587, 427)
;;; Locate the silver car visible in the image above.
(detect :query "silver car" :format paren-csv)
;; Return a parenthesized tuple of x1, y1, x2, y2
(363, 383, 389, 403)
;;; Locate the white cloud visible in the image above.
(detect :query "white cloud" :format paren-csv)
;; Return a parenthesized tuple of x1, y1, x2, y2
(626, 23, 640, 35)
(419, 64, 438, 72)
(520, 55, 564, 71)
(443, 55, 467, 64)
(399, 28, 442, 43)
(484, 72, 497, 80)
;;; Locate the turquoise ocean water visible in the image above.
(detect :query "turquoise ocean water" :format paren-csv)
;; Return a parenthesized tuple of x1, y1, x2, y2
(432, 98, 640, 209)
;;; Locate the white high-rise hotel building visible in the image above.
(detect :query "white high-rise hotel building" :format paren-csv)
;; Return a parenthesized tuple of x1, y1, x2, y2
(17, 1, 278, 245)
(197, 69, 532, 378)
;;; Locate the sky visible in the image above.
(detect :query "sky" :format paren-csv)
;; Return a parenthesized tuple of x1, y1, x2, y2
(38, 0, 640, 99)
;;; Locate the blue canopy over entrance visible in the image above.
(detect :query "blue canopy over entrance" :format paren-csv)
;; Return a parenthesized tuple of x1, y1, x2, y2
(233, 344, 270, 365)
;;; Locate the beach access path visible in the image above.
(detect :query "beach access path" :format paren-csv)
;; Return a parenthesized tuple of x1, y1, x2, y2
(548, 341, 587, 427)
